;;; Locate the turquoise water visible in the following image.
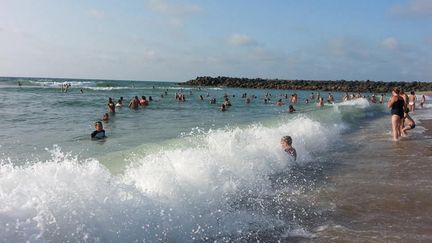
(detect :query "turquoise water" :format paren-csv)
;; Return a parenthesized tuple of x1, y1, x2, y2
(1, 77, 430, 242)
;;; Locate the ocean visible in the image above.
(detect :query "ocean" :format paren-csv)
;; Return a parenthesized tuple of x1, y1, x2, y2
(1, 77, 431, 242)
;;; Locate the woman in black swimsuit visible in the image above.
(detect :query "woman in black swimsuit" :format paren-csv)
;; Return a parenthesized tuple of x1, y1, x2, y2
(387, 87, 405, 141)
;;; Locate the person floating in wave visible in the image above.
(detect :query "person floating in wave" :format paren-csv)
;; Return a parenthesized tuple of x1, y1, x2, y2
(281, 136, 296, 161)
(91, 121, 106, 140)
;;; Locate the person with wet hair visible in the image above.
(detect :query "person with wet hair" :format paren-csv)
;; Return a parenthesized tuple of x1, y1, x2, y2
(91, 121, 106, 140)
(281, 135, 296, 161)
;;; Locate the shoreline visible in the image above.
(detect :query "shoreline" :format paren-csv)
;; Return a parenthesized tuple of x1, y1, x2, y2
(314, 109, 432, 241)
(183, 76, 432, 93)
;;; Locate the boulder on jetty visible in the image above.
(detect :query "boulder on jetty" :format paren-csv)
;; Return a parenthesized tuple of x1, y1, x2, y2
(182, 76, 432, 93)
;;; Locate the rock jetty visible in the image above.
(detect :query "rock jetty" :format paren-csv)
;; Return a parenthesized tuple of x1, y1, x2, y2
(183, 76, 432, 93)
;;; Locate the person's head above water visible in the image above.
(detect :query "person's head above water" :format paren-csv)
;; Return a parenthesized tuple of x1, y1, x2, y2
(281, 135, 292, 145)
(95, 121, 103, 131)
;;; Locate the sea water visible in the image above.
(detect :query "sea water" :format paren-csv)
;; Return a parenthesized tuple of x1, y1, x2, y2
(0, 77, 431, 242)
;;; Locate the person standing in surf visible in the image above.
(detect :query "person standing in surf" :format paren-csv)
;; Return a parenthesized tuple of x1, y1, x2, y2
(107, 97, 116, 113)
(281, 136, 297, 161)
(420, 94, 426, 109)
(408, 91, 416, 113)
(387, 87, 405, 141)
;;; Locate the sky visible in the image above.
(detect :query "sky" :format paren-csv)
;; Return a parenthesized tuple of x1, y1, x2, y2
(0, 0, 431, 82)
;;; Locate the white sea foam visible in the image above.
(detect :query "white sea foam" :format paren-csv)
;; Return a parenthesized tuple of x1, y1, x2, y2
(29, 80, 95, 88)
(335, 98, 370, 109)
(0, 117, 338, 241)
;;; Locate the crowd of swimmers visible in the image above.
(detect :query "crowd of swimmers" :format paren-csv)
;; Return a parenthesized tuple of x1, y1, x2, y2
(387, 88, 426, 141)
(90, 87, 427, 142)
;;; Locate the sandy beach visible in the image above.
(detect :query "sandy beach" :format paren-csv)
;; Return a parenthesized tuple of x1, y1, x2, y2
(314, 113, 432, 242)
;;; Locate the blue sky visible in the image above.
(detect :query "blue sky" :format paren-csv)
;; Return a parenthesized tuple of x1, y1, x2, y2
(1, 0, 431, 82)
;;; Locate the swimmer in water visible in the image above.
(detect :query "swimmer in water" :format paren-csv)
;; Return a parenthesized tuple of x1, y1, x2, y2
(281, 136, 296, 161)
(288, 105, 296, 113)
(102, 113, 109, 122)
(108, 97, 115, 113)
(91, 121, 106, 140)
(220, 104, 226, 112)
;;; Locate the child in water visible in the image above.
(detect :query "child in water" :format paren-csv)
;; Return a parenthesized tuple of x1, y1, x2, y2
(91, 121, 106, 140)
(281, 136, 297, 161)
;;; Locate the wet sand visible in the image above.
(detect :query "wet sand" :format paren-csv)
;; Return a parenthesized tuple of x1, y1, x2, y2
(313, 115, 432, 242)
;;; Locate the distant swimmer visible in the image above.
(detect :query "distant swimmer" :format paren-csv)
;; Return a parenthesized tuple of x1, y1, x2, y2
(18, 81, 22, 88)
(371, 94, 376, 103)
(420, 95, 426, 109)
(288, 105, 296, 113)
(220, 104, 226, 112)
(276, 99, 284, 106)
(281, 136, 297, 161)
(102, 113, 109, 122)
(317, 97, 324, 107)
(108, 97, 116, 113)
(327, 93, 334, 104)
(223, 98, 232, 107)
(116, 97, 124, 107)
(140, 96, 149, 106)
(91, 121, 106, 140)
(408, 91, 416, 113)
(129, 96, 140, 109)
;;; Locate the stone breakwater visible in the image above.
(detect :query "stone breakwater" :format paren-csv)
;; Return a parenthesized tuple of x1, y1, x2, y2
(183, 76, 432, 93)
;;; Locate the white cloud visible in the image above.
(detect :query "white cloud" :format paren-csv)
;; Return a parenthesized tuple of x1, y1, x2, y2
(227, 34, 257, 46)
(388, 0, 432, 17)
(146, 0, 202, 28)
(382, 37, 399, 50)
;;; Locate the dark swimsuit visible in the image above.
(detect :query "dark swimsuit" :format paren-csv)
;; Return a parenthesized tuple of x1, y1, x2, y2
(91, 130, 106, 139)
(391, 98, 404, 118)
